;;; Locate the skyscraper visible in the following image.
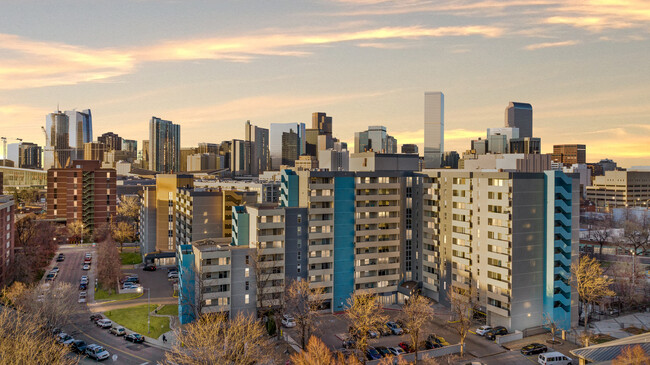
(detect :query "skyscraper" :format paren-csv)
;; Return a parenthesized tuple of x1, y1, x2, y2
(44, 110, 70, 170)
(505, 102, 533, 139)
(312, 112, 332, 136)
(281, 130, 299, 166)
(149, 117, 181, 173)
(354, 126, 398, 153)
(245, 120, 270, 175)
(98, 132, 122, 151)
(65, 109, 93, 160)
(424, 91, 444, 169)
(270, 122, 305, 169)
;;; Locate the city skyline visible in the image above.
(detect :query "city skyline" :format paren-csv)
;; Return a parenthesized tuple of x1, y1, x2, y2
(0, 1, 649, 167)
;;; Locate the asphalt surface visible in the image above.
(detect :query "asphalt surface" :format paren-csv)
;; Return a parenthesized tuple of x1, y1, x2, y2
(49, 244, 167, 365)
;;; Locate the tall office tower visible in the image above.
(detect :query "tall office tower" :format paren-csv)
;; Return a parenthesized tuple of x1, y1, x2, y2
(83, 141, 106, 161)
(7, 142, 42, 169)
(46, 160, 116, 235)
(122, 139, 138, 160)
(354, 126, 398, 153)
(305, 129, 319, 156)
(281, 130, 298, 166)
(424, 92, 444, 169)
(552, 144, 586, 166)
(149, 117, 181, 173)
(65, 109, 93, 160)
(141, 140, 150, 167)
(401, 144, 418, 154)
(312, 112, 332, 136)
(197, 142, 219, 154)
(244, 120, 270, 175)
(0, 195, 15, 287)
(270, 122, 305, 169)
(98, 132, 122, 151)
(230, 139, 251, 176)
(179, 147, 197, 172)
(505, 102, 533, 139)
(44, 110, 71, 170)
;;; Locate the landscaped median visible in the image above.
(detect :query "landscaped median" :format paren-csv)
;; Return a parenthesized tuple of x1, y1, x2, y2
(103, 304, 171, 339)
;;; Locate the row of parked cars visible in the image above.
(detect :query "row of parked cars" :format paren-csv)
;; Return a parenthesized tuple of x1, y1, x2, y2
(357, 334, 450, 361)
(475, 325, 572, 365)
(90, 314, 146, 343)
(54, 328, 111, 361)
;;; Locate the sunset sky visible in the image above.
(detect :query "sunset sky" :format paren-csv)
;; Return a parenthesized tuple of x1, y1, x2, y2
(1, 0, 649, 167)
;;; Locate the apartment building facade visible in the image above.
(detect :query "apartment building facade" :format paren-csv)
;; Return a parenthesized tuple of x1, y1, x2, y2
(46, 160, 116, 234)
(0, 195, 15, 287)
(586, 170, 650, 208)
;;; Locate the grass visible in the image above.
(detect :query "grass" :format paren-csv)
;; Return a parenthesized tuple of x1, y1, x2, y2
(104, 304, 170, 339)
(623, 326, 648, 335)
(94, 284, 142, 301)
(156, 304, 178, 316)
(592, 334, 617, 344)
(120, 252, 143, 265)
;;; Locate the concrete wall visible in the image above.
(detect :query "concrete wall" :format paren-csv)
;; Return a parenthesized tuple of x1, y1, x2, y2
(284, 207, 309, 281)
(230, 247, 257, 318)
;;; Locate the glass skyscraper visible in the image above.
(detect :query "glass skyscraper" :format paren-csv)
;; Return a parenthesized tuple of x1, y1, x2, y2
(424, 91, 444, 169)
(149, 117, 181, 173)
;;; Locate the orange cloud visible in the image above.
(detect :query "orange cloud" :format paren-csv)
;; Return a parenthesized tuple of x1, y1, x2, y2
(524, 40, 579, 50)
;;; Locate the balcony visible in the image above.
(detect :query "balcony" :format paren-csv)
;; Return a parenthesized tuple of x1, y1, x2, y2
(486, 303, 510, 318)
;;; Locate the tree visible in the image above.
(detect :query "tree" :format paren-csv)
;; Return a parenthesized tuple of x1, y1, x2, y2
(345, 292, 388, 363)
(0, 308, 79, 365)
(571, 256, 615, 332)
(249, 242, 284, 338)
(7, 282, 77, 330)
(402, 293, 434, 363)
(613, 344, 650, 365)
(291, 336, 363, 365)
(608, 256, 645, 310)
(116, 195, 140, 223)
(542, 312, 561, 344)
(67, 220, 88, 244)
(112, 221, 135, 252)
(621, 216, 649, 256)
(97, 236, 122, 293)
(13, 216, 58, 282)
(588, 216, 613, 255)
(164, 312, 275, 365)
(447, 286, 475, 356)
(285, 279, 325, 349)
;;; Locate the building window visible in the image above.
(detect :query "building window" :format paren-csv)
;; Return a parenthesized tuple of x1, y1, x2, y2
(245, 281, 249, 290)
(245, 294, 249, 304)
(246, 255, 249, 264)
(245, 268, 249, 277)
(297, 265, 301, 273)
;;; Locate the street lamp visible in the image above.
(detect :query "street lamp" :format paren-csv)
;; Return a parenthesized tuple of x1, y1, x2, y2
(630, 250, 637, 286)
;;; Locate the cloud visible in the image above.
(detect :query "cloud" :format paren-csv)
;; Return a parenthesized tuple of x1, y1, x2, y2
(0, 24, 503, 90)
(524, 39, 579, 50)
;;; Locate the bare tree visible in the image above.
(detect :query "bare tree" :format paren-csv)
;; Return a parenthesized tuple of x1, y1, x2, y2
(0, 308, 79, 365)
(345, 292, 388, 363)
(613, 344, 650, 365)
(164, 312, 275, 365)
(402, 293, 434, 363)
(608, 256, 645, 310)
(542, 312, 561, 344)
(112, 221, 135, 252)
(571, 256, 615, 332)
(97, 236, 122, 293)
(447, 286, 475, 356)
(3, 281, 77, 330)
(588, 216, 613, 255)
(621, 216, 649, 256)
(13, 216, 58, 282)
(67, 220, 88, 244)
(285, 279, 325, 349)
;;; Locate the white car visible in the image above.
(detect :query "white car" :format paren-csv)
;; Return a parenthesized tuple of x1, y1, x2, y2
(85, 344, 110, 361)
(96, 319, 112, 328)
(168, 271, 179, 279)
(476, 325, 492, 336)
(82, 264, 90, 270)
(56, 333, 75, 345)
(78, 292, 87, 303)
(282, 315, 296, 328)
(388, 347, 405, 356)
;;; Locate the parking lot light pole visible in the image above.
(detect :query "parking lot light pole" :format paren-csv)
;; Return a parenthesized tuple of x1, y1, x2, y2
(147, 287, 150, 334)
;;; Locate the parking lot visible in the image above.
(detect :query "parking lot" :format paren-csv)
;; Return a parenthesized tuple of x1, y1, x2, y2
(121, 264, 176, 299)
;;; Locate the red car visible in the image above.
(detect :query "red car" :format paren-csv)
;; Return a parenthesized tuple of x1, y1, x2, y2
(398, 342, 414, 353)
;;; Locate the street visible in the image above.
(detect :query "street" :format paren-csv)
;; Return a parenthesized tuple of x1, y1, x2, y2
(49, 244, 167, 364)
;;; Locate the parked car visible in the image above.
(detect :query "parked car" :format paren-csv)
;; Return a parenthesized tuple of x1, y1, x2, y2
(609, 308, 620, 316)
(45, 273, 56, 281)
(398, 342, 414, 353)
(386, 321, 404, 335)
(368, 329, 379, 339)
(396, 320, 410, 334)
(82, 264, 90, 270)
(122, 282, 139, 290)
(56, 254, 65, 262)
(342, 338, 356, 349)
(365, 347, 382, 360)
(70, 340, 87, 354)
(78, 292, 87, 303)
(85, 344, 110, 361)
(485, 326, 508, 340)
(388, 346, 406, 356)
(51, 267, 59, 273)
(124, 276, 139, 284)
(168, 271, 179, 279)
(143, 264, 157, 271)
(110, 326, 126, 336)
(281, 314, 296, 328)
(90, 314, 103, 322)
(537, 351, 572, 365)
(375, 346, 392, 357)
(56, 333, 74, 345)
(96, 319, 113, 328)
(475, 325, 492, 336)
(427, 334, 449, 346)
(125, 333, 145, 343)
(378, 324, 391, 337)
(521, 343, 548, 356)
(424, 339, 442, 349)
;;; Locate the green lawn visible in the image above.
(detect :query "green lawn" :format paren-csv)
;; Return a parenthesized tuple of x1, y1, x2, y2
(104, 304, 170, 339)
(156, 304, 178, 316)
(120, 252, 143, 265)
(94, 285, 142, 301)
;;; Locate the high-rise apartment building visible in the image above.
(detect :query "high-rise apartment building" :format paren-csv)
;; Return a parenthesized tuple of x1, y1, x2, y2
(46, 160, 116, 235)
(197, 142, 219, 155)
(122, 139, 138, 160)
(98, 132, 122, 151)
(83, 142, 106, 161)
(244, 120, 270, 175)
(44, 110, 71, 170)
(65, 109, 93, 160)
(424, 92, 444, 169)
(149, 117, 181, 173)
(0, 195, 15, 287)
(552, 144, 586, 166)
(354, 126, 398, 153)
(270, 123, 305, 170)
(505, 102, 533, 139)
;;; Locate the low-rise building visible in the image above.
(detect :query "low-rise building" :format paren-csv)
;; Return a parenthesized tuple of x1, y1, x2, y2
(586, 170, 650, 209)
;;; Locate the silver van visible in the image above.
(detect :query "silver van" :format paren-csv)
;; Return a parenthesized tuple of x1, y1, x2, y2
(538, 351, 572, 365)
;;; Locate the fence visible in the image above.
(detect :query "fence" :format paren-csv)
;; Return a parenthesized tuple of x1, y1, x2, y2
(496, 330, 523, 345)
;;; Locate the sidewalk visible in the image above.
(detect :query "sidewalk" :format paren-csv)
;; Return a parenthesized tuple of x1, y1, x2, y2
(574, 312, 650, 340)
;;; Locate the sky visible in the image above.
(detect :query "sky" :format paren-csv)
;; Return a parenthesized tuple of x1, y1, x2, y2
(0, 0, 649, 167)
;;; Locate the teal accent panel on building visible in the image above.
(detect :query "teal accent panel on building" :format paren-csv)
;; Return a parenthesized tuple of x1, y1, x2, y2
(231, 206, 249, 246)
(333, 176, 356, 312)
(280, 169, 299, 207)
(177, 244, 196, 324)
(543, 171, 572, 330)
